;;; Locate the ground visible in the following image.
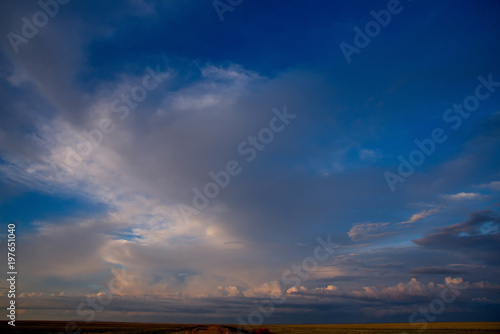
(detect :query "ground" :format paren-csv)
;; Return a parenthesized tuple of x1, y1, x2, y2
(1, 321, 499, 333)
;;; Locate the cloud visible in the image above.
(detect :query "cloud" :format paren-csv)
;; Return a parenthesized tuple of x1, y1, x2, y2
(414, 210, 500, 247)
(409, 267, 469, 275)
(359, 149, 380, 161)
(313, 285, 339, 293)
(286, 285, 339, 295)
(286, 286, 308, 294)
(348, 206, 443, 242)
(348, 222, 391, 241)
(349, 276, 494, 301)
(0, 55, 353, 304)
(413, 210, 500, 263)
(443, 192, 483, 200)
(215, 286, 243, 297)
(351, 278, 432, 301)
(398, 206, 441, 224)
(476, 181, 500, 191)
(243, 281, 282, 298)
(1, 0, 500, 324)
(19, 219, 110, 280)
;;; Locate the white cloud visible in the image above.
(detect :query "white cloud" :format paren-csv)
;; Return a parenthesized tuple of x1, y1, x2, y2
(215, 286, 243, 297)
(313, 285, 339, 293)
(352, 278, 438, 301)
(0, 61, 294, 300)
(444, 192, 483, 200)
(243, 281, 282, 298)
(286, 286, 308, 294)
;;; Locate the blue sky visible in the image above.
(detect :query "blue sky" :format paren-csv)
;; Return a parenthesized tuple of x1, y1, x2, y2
(0, 0, 500, 326)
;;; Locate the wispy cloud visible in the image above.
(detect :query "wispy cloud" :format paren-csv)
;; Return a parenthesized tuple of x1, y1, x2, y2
(398, 206, 441, 224)
(348, 222, 391, 241)
(444, 192, 483, 200)
(476, 181, 500, 191)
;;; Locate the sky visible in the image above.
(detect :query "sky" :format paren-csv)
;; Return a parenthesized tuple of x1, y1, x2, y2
(0, 0, 500, 327)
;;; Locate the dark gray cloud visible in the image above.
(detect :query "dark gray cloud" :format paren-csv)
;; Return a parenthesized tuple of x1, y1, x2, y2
(413, 211, 500, 248)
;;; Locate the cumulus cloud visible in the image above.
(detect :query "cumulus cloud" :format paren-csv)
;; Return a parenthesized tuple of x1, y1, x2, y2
(286, 284, 340, 296)
(215, 286, 243, 297)
(286, 286, 308, 294)
(243, 281, 282, 298)
(351, 278, 432, 301)
(313, 285, 339, 293)
(349, 277, 490, 301)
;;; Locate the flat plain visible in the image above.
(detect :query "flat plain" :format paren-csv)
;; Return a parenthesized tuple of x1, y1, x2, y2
(2, 321, 500, 333)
